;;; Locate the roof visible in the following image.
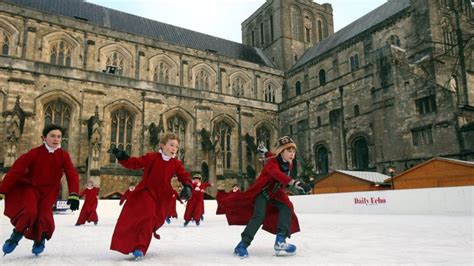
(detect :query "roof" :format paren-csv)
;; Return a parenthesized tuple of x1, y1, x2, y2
(436, 157, 474, 166)
(385, 157, 474, 182)
(290, 0, 411, 71)
(2, 0, 274, 67)
(336, 170, 390, 183)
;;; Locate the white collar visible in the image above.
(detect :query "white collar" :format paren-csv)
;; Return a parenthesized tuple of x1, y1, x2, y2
(43, 142, 60, 153)
(158, 149, 175, 161)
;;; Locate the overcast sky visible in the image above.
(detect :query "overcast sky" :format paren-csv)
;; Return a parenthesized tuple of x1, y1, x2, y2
(86, 0, 388, 43)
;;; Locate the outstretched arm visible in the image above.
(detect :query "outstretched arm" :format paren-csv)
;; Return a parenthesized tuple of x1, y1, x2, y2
(265, 159, 293, 186)
(287, 180, 312, 195)
(109, 148, 154, 170)
(0, 150, 36, 194)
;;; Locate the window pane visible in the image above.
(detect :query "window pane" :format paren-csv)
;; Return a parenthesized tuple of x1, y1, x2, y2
(43, 99, 71, 151)
(2, 44, 8, 55)
(110, 108, 134, 163)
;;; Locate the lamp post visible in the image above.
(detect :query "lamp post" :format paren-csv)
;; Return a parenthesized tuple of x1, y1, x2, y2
(388, 167, 395, 190)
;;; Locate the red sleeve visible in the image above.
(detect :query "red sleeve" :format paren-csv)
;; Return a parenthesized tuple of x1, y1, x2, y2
(265, 159, 292, 186)
(174, 160, 192, 186)
(201, 182, 211, 190)
(0, 149, 36, 194)
(172, 190, 179, 197)
(118, 152, 154, 170)
(174, 190, 184, 203)
(119, 189, 129, 205)
(266, 151, 275, 158)
(79, 189, 86, 197)
(63, 151, 79, 194)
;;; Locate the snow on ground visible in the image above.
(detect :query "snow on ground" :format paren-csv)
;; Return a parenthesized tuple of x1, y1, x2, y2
(0, 197, 472, 265)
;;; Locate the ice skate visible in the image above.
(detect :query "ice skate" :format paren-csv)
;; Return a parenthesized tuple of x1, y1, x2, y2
(32, 235, 47, 256)
(132, 249, 144, 260)
(274, 234, 296, 256)
(234, 241, 248, 258)
(2, 229, 23, 256)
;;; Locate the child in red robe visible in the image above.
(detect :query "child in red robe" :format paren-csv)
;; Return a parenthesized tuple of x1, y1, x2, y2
(75, 179, 99, 226)
(0, 124, 80, 256)
(216, 136, 311, 258)
(231, 184, 240, 193)
(165, 189, 183, 224)
(183, 174, 211, 226)
(109, 132, 193, 260)
(119, 182, 136, 206)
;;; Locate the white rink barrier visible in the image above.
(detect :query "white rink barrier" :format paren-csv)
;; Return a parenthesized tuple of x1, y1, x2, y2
(291, 186, 473, 216)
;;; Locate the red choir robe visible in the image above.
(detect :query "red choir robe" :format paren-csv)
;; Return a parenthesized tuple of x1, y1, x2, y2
(76, 187, 99, 225)
(216, 155, 300, 236)
(167, 190, 183, 218)
(0, 145, 79, 242)
(183, 181, 210, 222)
(110, 152, 192, 255)
(119, 188, 134, 206)
(215, 188, 240, 215)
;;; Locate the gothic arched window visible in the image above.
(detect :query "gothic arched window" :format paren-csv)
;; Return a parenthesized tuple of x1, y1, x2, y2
(49, 41, 72, 67)
(439, 0, 450, 9)
(106, 52, 125, 75)
(167, 115, 187, 161)
(232, 77, 245, 97)
(319, 69, 326, 86)
(216, 122, 232, 169)
(154, 62, 170, 84)
(317, 20, 323, 41)
(458, 0, 472, 17)
(256, 126, 271, 150)
(349, 54, 360, 72)
(441, 18, 456, 56)
(354, 105, 360, 116)
(315, 145, 329, 174)
(352, 137, 369, 170)
(386, 35, 401, 47)
(110, 108, 134, 163)
(44, 98, 71, 150)
(295, 81, 301, 96)
(195, 70, 210, 90)
(1, 30, 10, 55)
(264, 84, 276, 103)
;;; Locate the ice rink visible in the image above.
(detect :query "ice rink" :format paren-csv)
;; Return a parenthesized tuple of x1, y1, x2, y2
(0, 197, 472, 265)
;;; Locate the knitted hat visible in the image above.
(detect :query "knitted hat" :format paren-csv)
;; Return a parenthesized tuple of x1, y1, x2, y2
(192, 173, 202, 179)
(272, 136, 297, 155)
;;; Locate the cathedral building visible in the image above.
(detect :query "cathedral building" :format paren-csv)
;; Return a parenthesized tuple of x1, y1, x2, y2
(0, 0, 472, 197)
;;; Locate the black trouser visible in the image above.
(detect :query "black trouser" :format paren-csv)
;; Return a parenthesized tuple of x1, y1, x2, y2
(241, 193, 292, 247)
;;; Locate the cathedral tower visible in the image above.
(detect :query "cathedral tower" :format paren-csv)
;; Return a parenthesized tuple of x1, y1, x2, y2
(242, 0, 334, 71)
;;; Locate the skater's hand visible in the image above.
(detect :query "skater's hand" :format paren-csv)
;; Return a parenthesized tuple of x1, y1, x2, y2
(179, 184, 192, 201)
(67, 193, 80, 211)
(257, 143, 268, 155)
(289, 180, 312, 195)
(108, 147, 129, 161)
